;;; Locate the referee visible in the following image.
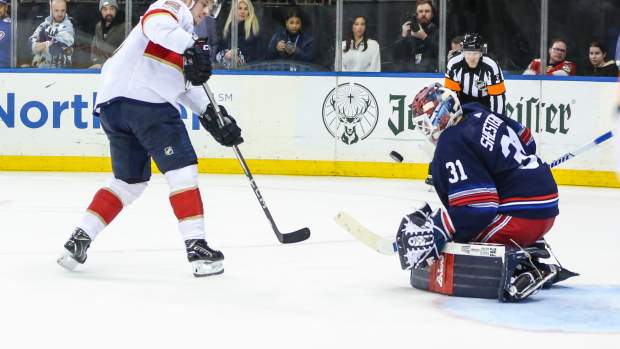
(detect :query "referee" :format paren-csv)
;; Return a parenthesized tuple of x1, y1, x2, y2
(445, 33, 506, 115)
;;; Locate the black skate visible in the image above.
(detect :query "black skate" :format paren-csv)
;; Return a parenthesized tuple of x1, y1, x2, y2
(525, 243, 580, 288)
(57, 228, 92, 271)
(504, 269, 557, 301)
(185, 239, 224, 277)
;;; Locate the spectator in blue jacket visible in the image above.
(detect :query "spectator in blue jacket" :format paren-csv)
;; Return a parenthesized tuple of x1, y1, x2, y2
(267, 9, 314, 63)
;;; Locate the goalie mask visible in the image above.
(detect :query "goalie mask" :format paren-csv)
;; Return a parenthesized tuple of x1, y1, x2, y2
(410, 83, 462, 144)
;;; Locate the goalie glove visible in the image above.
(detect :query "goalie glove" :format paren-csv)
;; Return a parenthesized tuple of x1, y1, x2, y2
(200, 104, 244, 147)
(396, 203, 454, 270)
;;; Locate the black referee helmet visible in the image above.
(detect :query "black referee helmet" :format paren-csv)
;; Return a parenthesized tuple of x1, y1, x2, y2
(462, 33, 487, 53)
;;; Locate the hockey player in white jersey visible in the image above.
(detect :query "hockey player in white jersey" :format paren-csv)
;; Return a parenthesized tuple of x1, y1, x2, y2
(57, 0, 243, 277)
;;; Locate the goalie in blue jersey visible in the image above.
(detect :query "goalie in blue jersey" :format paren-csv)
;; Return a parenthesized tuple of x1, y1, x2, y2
(396, 83, 576, 301)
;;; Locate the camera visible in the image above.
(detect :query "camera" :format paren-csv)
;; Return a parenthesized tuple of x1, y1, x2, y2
(285, 41, 296, 53)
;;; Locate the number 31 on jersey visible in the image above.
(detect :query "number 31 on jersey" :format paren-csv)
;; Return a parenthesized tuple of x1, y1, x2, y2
(446, 160, 468, 183)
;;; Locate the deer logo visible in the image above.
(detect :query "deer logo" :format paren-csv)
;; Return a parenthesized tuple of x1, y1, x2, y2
(322, 83, 379, 145)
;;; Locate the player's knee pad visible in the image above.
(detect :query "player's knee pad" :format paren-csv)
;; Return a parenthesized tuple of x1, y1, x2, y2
(107, 177, 148, 206)
(165, 164, 199, 192)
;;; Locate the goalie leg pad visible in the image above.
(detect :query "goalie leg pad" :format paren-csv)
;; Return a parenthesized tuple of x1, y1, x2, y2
(409, 243, 575, 302)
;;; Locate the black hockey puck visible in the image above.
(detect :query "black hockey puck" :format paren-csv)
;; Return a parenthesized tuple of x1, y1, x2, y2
(389, 151, 404, 163)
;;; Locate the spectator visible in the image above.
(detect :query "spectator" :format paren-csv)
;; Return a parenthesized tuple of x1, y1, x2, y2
(523, 38, 576, 76)
(195, 0, 218, 62)
(445, 33, 506, 115)
(90, 0, 125, 68)
(0, 0, 10, 68)
(447, 35, 463, 61)
(393, 0, 438, 72)
(616, 34, 620, 67)
(341, 16, 380, 72)
(267, 8, 315, 63)
(217, 0, 260, 67)
(584, 41, 619, 77)
(29, 0, 74, 68)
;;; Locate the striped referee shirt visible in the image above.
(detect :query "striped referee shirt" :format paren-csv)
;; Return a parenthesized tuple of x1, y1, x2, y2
(444, 53, 506, 115)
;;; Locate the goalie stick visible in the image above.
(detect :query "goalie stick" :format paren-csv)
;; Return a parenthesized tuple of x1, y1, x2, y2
(335, 211, 505, 257)
(337, 130, 614, 254)
(334, 211, 397, 255)
(389, 130, 614, 168)
(201, 83, 310, 244)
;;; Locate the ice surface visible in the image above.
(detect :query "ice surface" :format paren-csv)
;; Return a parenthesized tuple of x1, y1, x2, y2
(0, 172, 618, 347)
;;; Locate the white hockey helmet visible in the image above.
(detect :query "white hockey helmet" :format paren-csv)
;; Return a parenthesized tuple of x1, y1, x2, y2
(410, 83, 462, 144)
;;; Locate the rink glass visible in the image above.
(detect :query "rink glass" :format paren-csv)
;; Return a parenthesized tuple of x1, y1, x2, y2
(4, 0, 619, 76)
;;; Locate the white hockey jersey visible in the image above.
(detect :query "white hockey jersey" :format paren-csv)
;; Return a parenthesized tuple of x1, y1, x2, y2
(95, 0, 207, 113)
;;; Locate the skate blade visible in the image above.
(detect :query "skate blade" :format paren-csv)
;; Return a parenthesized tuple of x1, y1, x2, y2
(191, 260, 224, 277)
(516, 271, 558, 300)
(57, 250, 80, 271)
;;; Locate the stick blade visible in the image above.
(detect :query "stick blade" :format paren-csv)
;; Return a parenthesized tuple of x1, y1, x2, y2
(334, 211, 396, 255)
(279, 227, 311, 244)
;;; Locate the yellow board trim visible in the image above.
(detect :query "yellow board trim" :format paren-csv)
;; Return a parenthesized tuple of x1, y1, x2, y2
(0, 156, 618, 188)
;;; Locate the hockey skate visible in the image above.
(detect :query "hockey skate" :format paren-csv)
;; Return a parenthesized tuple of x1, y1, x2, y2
(57, 228, 92, 271)
(505, 269, 557, 301)
(185, 239, 224, 277)
(525, 243, 579, 288)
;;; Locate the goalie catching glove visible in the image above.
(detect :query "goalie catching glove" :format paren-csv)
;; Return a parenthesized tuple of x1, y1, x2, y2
(200, 104, 244, 147)
(396, 203, 454, 270)
(184, 38, 212, 86)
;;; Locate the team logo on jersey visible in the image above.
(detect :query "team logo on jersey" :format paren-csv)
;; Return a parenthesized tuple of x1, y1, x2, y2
(0, 31, 4, 41)
(475, 79, 487, 92)
(163, 0, 181, 13)
(322, 83, 379, 145)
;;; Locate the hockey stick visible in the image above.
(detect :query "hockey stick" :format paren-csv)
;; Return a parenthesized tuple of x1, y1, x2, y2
(201, 83, 310, 244)
(391, 131, 614, 169)
(548, 130, 613, 168)
(336, 130, 615, 254)
(334, 211, 397, 255)
(335, 212, 503, 257)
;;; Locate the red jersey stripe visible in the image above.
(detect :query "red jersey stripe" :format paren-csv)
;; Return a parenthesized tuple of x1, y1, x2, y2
(143, 41, 184, 72)
(449, 193, 499, 206)
(499, 193, 558, 204)
(141, 8, 179, 30)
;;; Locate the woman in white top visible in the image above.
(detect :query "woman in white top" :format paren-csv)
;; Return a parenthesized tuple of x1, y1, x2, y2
(342, 16, 381, 72)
